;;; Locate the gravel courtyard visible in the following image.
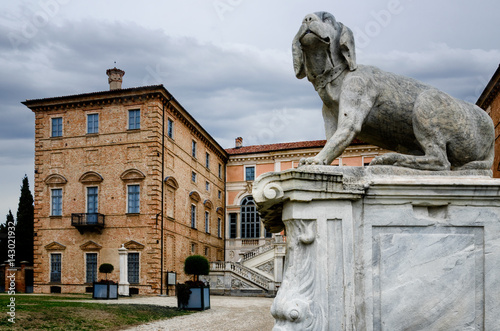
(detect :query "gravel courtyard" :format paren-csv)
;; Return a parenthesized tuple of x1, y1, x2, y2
(91, 295, 275, 331)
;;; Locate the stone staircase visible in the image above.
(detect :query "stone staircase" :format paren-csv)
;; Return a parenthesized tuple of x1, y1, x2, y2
(210, 261, 273, 291)
(240, 242, 274, 263)
(204, 236, 286, 296)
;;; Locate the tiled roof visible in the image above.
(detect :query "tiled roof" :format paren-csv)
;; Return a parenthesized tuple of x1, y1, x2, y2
(226, 138, 366, 155)
(226, 140, 326, 155)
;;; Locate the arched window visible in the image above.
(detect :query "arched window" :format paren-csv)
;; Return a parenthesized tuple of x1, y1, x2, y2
(240, 196, 260, 238)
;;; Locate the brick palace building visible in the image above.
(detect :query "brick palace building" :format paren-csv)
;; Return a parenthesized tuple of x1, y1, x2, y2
(23, 68, 227, 294)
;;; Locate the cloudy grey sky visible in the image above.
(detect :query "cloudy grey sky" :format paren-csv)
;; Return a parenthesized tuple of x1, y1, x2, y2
(1, 0, 499, 219)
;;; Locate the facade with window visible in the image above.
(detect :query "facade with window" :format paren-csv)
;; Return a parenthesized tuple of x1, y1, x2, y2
(23, 69, 227, 294)
(477, 64, 500, 178)
(224, 137, 388, 262)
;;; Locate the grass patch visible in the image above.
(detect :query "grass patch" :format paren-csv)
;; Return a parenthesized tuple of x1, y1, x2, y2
(0, 294, 192, 330)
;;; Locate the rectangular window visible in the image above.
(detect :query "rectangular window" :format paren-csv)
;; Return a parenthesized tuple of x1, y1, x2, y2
(167, 118, 174, 138)
(87, 113, 99, 134)
(51, 188, 62, 216)
(206, 181, 210, 191)
(229, 213, 237, 239)
(191, 171, 197, 183)
(86, 253, 97, 283)
(192, 140, 197, 158)
(191, 243, 196, 254)
(127, 185, 140, 213)
(50, 253, 61, 283)
(191, 204, 196, 228)
(217, 217, 222, 238)
(204, 247, 209, 256)
(51, 117, 62, 137)
(245, 166, 255, 181)
(205, 153, 210, 169)
(205, 211, 210, 233)
(129, 109, 140, 130)
(87, 187, 98, 224)
(218, 164, 222, 178)
(128, 252, 139, 284)
(218, 190, 221, 199)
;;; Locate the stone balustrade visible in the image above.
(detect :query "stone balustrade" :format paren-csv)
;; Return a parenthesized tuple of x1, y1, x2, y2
(210, 261, 272, 291)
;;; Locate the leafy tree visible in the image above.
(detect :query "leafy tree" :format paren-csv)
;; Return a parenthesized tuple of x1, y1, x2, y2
(184, 255, 209, 282)
(99, 263, 114, 281)
(15, 175, 34, 264)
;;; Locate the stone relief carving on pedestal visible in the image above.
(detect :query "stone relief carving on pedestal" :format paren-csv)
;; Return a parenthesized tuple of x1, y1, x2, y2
(231, 278, 252, 289)
(216, 277, 224, 288)
(256, 260, 274, 275)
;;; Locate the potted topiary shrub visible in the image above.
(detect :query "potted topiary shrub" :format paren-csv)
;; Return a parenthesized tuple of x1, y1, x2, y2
(93, 263, 118, 299)
(177, 255, 210, 310)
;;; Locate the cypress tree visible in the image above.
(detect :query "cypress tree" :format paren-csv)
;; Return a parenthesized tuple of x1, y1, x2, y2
(15, 175, 34, 264)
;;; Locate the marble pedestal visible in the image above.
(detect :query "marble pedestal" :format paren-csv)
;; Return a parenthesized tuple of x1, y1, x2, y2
(253, 166, 500, 331)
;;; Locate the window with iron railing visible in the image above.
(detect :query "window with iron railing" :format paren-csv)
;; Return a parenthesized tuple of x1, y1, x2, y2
(128, 252, 139, 284)
(50, 253, 61, 283)
(86, 253, 97, 283)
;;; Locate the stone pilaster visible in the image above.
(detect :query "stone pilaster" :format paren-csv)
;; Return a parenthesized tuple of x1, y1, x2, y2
(118, 245, 129, 296)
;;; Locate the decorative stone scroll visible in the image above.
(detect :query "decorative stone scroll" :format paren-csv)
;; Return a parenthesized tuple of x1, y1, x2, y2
(271, 219, 325, 330)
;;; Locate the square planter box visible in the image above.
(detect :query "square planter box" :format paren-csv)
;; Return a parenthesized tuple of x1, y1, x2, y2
(178, 285, 210, 310)
(93, 283, 118, 299)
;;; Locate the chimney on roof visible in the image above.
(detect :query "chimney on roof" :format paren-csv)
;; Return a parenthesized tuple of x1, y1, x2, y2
(235, 137, 243, 148)
(106, 67, 125, 90)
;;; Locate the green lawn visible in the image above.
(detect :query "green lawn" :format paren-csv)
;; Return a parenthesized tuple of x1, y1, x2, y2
(0, 294, 191, 330)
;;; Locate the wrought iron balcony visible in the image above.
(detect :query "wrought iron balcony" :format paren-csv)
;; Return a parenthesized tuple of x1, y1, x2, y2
(71, 213, 105, 234)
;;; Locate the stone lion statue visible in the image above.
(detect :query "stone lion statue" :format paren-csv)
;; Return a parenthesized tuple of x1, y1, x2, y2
(294, 12, 494, 171)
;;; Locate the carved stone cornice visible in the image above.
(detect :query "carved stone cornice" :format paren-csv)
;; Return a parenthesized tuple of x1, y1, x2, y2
(253, 166, 364, 233)
(253, 165, 495, 233)
(227, 145, 386, 164)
